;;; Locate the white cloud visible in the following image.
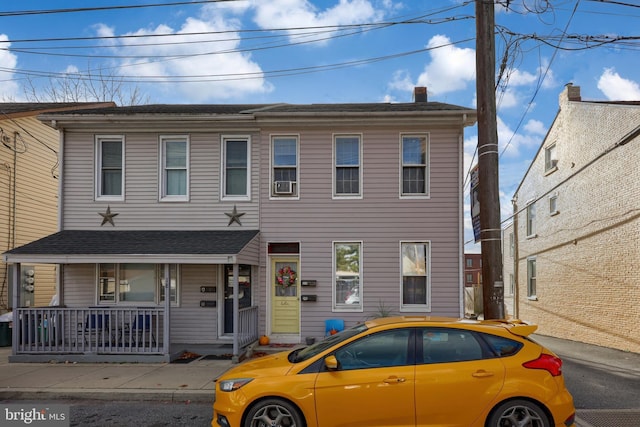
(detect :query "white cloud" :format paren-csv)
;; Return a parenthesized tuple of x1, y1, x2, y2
(523, 119, 546, 136)
(416, 34, 476, 95)
(0, 34, 20, 100)
(597, 68, 640, 100)
(251, 0, 386, 43)
(107, 9, 272, 102)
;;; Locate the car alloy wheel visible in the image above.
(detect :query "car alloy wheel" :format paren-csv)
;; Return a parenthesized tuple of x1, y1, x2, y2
(488, 399, 551, 427)
(245, 398, 303, 427)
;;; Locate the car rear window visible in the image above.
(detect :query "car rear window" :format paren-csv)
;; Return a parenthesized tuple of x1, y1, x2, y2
(482, 334, 523, 357)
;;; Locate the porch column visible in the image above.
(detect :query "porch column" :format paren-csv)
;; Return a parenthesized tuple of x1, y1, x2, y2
(10, 263, 20, 355)
(163, 264, 170, 355)
(232, 263, 239, 362)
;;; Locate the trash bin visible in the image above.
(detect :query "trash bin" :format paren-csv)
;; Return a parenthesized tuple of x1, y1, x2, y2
(0, 322, 11, 347)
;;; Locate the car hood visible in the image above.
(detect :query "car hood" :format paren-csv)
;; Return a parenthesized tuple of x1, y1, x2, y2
(220, 351, 295, 379)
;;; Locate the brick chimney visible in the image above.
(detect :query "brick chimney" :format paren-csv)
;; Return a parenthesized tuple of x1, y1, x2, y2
(560, 83, 581, 105)
(413, 86, 427, 103)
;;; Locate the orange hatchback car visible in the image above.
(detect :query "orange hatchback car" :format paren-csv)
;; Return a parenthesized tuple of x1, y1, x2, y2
(213, 317, 575, 427)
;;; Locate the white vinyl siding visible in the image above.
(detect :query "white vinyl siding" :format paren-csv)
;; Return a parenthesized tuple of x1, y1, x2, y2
(95, 135, 124, 201)
(159, 135, 189, 202)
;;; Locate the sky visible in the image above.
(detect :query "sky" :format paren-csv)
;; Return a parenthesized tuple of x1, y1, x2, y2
(1, 0, 639, 252)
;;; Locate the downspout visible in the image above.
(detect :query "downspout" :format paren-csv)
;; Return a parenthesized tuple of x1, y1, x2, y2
(163, 264, 170, 358)
(11, 263, 20, 355)
(458, 132, 465, 317)
(57, 126, 64, 306)
(511, 196, 519, 318)
(232, 263, 240, 363)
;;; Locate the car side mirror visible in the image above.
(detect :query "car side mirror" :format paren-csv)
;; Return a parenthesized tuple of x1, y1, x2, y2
(324, 355, 339, 371)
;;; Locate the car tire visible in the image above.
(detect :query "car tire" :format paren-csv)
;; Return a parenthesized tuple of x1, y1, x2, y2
(244, 398, 305, 427)
(486, 399, 551, 427)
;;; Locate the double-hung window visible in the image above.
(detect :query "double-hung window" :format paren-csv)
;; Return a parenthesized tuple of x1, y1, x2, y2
(544, 143, 557, 172)
(334, 242, 362, 311)
(222, 136, 250, 200)
(160, 135, 189, 201)
(98, 263, 179, 305)
(271, 136, 298, 197)
(526, 202, 536, 237)
(334, 135, 361, 197)
(401, 134, 428, 196)
(95, 135, 124, 200)
(527, 258, 537, 298)
(401, 242, 430, 310)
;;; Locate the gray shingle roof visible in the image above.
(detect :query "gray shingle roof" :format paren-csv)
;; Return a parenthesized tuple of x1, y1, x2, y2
(0, 102, 116, 117)
(36, 101, 472, 116)
(4, 230, 259, 256)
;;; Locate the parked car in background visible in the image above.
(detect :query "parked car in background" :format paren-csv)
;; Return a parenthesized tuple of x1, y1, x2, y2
(212, 316, 575, 427)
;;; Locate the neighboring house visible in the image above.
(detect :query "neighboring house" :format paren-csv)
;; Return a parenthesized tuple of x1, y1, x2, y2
(509, 84, 640, 353)
(3, 88, 477, 362)
(0, 103, 114, 314)
(502, 222, 515, 318)
(462, 253, 482, 317)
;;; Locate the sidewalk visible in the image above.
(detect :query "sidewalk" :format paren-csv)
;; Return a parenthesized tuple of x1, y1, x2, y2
(0, 347, 233, 403)
(0, 336, 639, 425)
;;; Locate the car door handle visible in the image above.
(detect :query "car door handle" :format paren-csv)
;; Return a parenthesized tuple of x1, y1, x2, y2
(383, 376, 406, 383)
(472, 370, 494, 378)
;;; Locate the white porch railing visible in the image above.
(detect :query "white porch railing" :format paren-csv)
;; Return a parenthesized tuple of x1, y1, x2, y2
(14, 307, 164, 355)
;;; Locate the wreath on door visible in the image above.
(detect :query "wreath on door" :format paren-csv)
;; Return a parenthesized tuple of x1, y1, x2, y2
(276, 266, 297, 287)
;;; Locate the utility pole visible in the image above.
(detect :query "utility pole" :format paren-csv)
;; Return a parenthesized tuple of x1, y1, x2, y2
(475, 0, 504, 319)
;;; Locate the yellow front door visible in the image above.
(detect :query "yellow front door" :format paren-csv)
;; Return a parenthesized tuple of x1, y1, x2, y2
(271, 257, 300, 335)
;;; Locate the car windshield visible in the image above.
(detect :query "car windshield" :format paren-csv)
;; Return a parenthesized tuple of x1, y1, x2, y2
(289, 323, 368, 363)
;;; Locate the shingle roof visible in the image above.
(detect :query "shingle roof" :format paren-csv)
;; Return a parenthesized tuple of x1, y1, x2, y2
(36, 101, 472, 116)
(4, 229, 259, 256)
(0, 102, 116, 118)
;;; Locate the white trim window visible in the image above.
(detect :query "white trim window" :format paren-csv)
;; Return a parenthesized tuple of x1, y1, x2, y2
(222, 136, 251, 200)
(95, 135, 124, 200)
(549, 193, 559, 215)
(527, 258, 537, 299)
(401, 242, 430, 311)
(544, 143, 558, 172)
(333, 134, 362, 198)
(401, 134, 429, 197)
(333, 241, 362, 311)
(159, 135, 189, 201)
(98, 263, 179, 306)
(526, 202, 536, 237)
(271, 135, 298, 198)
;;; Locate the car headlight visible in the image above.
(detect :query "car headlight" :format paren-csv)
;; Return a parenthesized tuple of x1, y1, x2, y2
(218, 378, 254, 392)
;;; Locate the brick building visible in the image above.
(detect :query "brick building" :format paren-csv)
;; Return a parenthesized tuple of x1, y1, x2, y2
(509, 84, 640, 353)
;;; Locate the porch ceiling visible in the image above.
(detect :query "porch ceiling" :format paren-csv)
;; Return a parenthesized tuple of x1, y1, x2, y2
(2, 229, 260, 264)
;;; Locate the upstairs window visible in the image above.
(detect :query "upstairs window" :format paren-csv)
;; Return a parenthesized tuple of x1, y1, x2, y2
(96, 136, 124, 200)
(271, 136, 298, 197)
(160, 135, 189, 201)
(544, 143, 557, 172)
(401, 134, 428, 196)
(334, 135, 361, 197)
(222, 136, 250, 200)
(526, 202, 536, 237)
(527, 258, 537, 298)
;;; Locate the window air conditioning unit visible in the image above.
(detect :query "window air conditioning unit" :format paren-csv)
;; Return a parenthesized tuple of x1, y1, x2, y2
(274, 181, 294, 195)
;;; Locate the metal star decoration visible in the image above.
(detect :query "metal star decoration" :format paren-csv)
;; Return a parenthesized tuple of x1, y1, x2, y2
(99, 206, 119, 226)
(225, 205, 245, 226)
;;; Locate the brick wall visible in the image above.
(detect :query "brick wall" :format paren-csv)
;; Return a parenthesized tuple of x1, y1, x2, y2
(512, 85, 640, 353)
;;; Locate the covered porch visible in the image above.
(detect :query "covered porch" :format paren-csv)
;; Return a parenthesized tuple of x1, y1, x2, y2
(3, 229, 261, 363)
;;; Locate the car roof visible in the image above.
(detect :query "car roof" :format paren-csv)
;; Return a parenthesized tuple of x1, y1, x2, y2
(364, 316, 538, 337)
